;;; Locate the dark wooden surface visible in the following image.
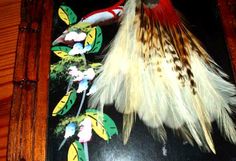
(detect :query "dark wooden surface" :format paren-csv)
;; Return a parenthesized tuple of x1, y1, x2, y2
(218, 0, 236, 80)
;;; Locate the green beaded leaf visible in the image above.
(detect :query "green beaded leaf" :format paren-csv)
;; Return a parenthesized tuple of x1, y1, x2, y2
(84, 27, 103, 53)
(51, 46, 72, 59)
(52, 89, 77, 116)
(86, 109, 118, 139)
(68, 141, 86, 161)
(58, 5, 77, 25)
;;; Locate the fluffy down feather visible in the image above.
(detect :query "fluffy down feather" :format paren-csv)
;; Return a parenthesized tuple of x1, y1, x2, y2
(89, 0, 236, 153)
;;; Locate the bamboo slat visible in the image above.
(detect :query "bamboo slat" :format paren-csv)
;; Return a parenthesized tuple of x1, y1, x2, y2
(0, 26, 19, 39)
(0, 77, 13, 84)
(0, 26, 19, 54)
(7, 0, 53, 161)
(0, 99, 11, 116)
(0, 98, 11, 159)
(0, 137, 8, 149)
(0, 157, 7, 161)
(34, 2, 53, 160)
(0, 84, 13, 100)
(0, 68, 14, 78)
(0, 71, 14, 87)
(0, 126, 8, 137)
(0, 53, 15, 70)
(0, 2, 21, 29)
(0, 149, 7, 158)
(0, 41, 18, 54)
(0, 0, 21, 6)
(0, 115, 10, 128)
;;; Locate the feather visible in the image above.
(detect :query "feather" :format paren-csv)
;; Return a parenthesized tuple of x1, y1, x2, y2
(123, 114, 135, 144)
(89, 0, 236, 152)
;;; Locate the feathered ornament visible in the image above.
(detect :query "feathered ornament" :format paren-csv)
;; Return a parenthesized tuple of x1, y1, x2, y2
(89, 0, 236, 153)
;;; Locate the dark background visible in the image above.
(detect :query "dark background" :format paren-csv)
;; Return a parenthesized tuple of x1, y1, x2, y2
(47, 0, 236, 161)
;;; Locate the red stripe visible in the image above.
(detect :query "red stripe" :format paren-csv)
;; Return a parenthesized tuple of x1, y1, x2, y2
(83, 0, 124, 19)
(108, 10, 116, 17)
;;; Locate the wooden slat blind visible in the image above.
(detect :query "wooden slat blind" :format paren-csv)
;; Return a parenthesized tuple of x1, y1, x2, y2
(0, 0, 21, 161)
(0, 0, 21, 6)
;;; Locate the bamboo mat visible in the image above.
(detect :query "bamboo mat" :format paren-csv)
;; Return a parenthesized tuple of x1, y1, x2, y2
(0, 1, 21, 161)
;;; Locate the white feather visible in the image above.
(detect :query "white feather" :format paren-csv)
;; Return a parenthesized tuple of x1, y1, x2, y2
(88, 0, 236, 152)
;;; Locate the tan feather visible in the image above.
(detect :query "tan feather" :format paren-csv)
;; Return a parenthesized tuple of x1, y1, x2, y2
(89, 0, 236, 153)
(123, 113, 135, 144)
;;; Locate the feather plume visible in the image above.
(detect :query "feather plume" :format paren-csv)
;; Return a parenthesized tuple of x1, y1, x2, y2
(89, 0, 236, 152)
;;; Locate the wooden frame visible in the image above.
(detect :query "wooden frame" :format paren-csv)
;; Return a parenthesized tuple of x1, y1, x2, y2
(7, 0, 53, 160)
(7, 0, 236, 160)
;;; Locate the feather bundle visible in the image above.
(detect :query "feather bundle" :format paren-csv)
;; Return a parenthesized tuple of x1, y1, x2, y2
(89, 0, 236, 153)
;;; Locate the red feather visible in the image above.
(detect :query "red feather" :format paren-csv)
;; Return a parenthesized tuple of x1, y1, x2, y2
(143, 0, 181, 26)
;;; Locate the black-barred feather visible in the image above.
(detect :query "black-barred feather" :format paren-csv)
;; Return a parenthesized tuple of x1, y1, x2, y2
(89, 0, 236, 153)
